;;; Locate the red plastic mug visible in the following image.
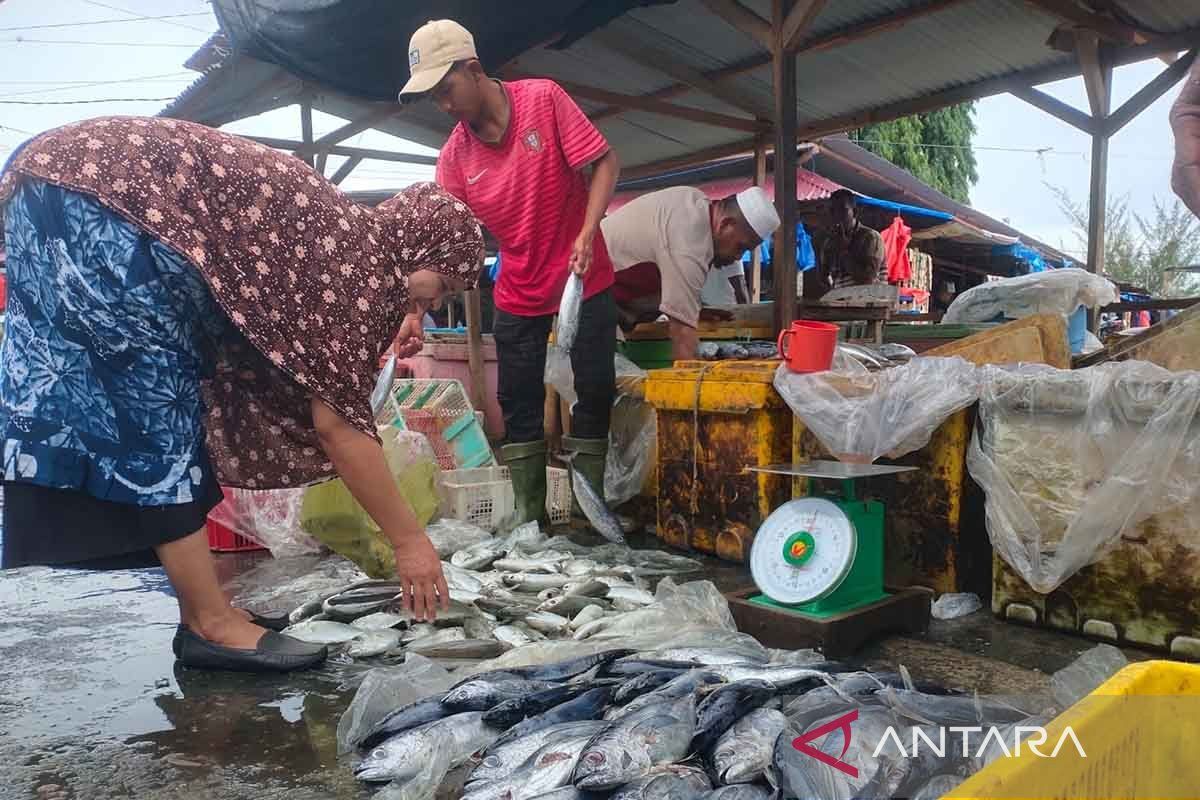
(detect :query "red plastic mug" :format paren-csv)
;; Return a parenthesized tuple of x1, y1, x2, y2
(777, 320, 839, 373)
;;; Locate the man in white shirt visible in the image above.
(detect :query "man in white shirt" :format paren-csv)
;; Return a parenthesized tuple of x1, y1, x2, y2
(602, 186, 778, 360)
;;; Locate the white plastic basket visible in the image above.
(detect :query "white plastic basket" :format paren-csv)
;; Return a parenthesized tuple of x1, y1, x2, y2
(437, 466, 514, 531)
(546, 467, 572, 526)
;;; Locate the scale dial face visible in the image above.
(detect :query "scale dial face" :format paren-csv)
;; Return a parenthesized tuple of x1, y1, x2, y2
(750, 498, 857, 605)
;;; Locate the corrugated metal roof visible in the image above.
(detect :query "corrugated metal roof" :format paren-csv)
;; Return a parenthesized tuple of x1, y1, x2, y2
(163, 0, 1200, 174)
(609, 167, 841, 212)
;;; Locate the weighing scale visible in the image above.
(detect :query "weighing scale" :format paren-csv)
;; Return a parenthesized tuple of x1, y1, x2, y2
(725, 460, 932, 657)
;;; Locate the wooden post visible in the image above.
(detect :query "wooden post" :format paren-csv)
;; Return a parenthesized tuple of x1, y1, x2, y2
(772, 0, 799, 333)
(751, 136, 768, 303)
(299, 96, 315, 169)
(463, 289, 488, 415)
(1082, 42, 1113, 333)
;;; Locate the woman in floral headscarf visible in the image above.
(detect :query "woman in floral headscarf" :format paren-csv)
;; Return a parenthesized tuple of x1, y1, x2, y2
(0, 116, 484, 672)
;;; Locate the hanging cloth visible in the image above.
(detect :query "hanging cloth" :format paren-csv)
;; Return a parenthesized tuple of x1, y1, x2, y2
(880, 215, 912, 283)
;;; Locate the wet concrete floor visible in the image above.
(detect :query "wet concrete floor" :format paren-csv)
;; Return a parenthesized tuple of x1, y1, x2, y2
(0, 541, 1151, 800)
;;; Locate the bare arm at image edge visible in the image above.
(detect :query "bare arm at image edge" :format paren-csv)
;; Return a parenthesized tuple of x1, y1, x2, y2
(311, 397, 448, 621)
(1171, 64, 1200, 219)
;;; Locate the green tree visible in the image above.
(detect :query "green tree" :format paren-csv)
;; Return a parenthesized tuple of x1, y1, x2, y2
(853, 104, 979, 203)
(1051, 185, 1200, 295)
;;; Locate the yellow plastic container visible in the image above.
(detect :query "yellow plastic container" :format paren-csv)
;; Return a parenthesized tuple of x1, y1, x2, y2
(645, 360, 792, 562)
(954, 660, 1200, 799)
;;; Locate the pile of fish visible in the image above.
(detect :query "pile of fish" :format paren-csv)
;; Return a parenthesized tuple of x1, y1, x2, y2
(342, 646, 1052, 799)
(279, 524, 704, 661)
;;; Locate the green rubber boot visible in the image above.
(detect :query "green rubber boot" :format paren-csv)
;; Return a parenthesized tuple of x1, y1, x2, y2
(562, 435, 608, 517)
(501, 440, 547, 527)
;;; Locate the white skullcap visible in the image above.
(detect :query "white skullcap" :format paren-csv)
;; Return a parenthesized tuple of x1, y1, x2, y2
(735, 186, 781, 241)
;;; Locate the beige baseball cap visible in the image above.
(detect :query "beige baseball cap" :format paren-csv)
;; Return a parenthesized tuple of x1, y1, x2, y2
(399, 19, 477, 97)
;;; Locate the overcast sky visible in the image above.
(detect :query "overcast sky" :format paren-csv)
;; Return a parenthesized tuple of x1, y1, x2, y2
(0, 0, 1186, 262)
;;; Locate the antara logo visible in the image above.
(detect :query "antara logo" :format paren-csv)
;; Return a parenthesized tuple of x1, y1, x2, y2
(792, 709, 1087, 778)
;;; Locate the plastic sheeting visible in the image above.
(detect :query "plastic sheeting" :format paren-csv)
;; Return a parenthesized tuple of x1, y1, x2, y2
(942, 268, 1118, 324)
(206, 487, 321, 558)
(967, 362, 1200, 593)
(773, 355, 981, 463)
(337, 654, 455, 754)
(545, 351, 656, 505)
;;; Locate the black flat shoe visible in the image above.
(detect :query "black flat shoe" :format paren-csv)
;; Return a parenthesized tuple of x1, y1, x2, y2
(172, 625, 328, 673)
(246, 611, 291, 632)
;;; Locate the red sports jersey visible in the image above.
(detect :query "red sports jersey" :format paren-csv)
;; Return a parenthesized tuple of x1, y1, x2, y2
(436, 79, 613, 317)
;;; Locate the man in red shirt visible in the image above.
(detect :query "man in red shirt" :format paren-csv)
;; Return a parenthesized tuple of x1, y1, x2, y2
(402, 20, 620, 524)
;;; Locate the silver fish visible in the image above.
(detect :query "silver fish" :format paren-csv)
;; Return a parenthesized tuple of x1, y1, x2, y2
(537, 588, 563, 602)
(569, 465, 625, 544)
(504, 573, 572, 592)
(606, 763, 712, 799)
(708, 664, 834, 689)
(287, 598, 325, 625)
(442, 562, 486, 593)
(537, 594, 607, 617)
(571, 616, 614, 640)
(345, 628, 402, 658)
(404, 627, 466, 651)
(412, 639, 507, 659)
(493, 624, 535, 649)
(463, 616, 497, 640)
(465, 721, 606, 789)
(443, 679, 559, 713)
(452, 547, 504, 571)
(350, 611, 408, 631)
(572, 694, 697, 790)
(562, 559, 603, 578)
(400, 623, 437, 644)
(523, 611, 572, 635)
(569, 604, 607, 630)
(627, 648, 766, 666)
(354, 711, 499, 783)
(322, 584, 403, 620)
(463, 731, 597, 800)
(564, 579, 610, 598)
(605, 585, 656, 606)
(556, 272, 583, 352)
(701, 785, 773, 800)
(711, 707, 787, 784)
(611, 670, 726, 721)
(281, 619, 364, 645)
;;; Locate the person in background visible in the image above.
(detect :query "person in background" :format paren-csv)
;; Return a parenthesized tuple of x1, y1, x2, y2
(1171, 58, 1200, 218)
(701, 261, 750, 307)
(403, 20, 620, 524)
(0, 116, 483, 672)
(818, 189, 886, 292)
(931, 279, 957, 315)
(603, 187, 779, 360)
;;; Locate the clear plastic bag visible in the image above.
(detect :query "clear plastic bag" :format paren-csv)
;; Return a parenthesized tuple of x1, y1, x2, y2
(1049, 644, 1127, 708)
(423, 518, 493, 558)
(545, 351, 655, 505)
(967, 362, 1200, 593)
(774, 356, 981, 463)
(942, 268, 1118, 324)
(336, 653, 454, 754)
(206, 487, 321, 558)
(460, 578, 766, 675)
(930, 592, 983, 620)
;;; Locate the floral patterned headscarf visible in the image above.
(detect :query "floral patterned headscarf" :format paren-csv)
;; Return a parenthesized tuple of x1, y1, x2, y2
(0, 116, 484, 488)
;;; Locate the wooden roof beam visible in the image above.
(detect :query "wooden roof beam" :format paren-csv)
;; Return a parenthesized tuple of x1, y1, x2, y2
(244, 135, 438, 165)
(510, 72, 767, 132)
(1105, 48, 1197, 135)
(782, 0, 829, 53)
(700, 0, 774, 51)
(589, 26, 774, 119)
(1009, 84, 1097, 134)
(1024, 0, 1141, 45)
(328, 155, 362, 185)
(621, 137, 760, 180)
(294, 104, 399, 157)
(1076, 31, 1111, 118)
(587, 0, 967, 123)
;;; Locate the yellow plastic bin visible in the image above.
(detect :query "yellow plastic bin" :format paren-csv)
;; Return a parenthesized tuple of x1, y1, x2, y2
(645, 360, 792, 563)
(953, 660, 1200, 799)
